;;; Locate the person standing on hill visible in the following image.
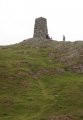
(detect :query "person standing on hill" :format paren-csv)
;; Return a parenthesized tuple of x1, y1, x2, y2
(63, 35, 65, 41)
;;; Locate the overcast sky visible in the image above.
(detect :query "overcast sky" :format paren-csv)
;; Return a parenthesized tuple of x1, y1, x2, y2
(0, 0, 83, 45)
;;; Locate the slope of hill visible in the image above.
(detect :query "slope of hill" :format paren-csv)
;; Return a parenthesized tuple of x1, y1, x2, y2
(0, 38, 83, 120)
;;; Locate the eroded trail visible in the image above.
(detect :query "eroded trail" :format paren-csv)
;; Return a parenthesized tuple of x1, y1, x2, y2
(37, 79, 48, 99)
(37, 79, 55, 100)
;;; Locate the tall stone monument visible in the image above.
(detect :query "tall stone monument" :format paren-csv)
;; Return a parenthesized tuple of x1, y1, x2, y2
(33, 17, 48, 39)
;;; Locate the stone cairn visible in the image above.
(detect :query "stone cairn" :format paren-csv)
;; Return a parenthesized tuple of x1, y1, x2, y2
(33, 17, 48, 39)
(63, 35, 65, 41)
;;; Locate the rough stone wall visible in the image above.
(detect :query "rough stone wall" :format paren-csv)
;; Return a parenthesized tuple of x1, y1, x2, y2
(33, 17, 48, 39)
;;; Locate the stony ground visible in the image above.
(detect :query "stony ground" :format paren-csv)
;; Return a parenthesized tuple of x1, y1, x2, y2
(0, 38, 83, 120)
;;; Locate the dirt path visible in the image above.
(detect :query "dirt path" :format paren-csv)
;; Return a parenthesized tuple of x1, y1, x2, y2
(38, 79, 49, 99)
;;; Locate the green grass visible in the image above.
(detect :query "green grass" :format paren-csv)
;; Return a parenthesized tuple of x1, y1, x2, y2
(0, 39, 83, 120)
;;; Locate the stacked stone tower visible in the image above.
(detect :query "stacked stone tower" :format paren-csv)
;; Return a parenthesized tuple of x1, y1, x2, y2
(33, 17, 48, 39)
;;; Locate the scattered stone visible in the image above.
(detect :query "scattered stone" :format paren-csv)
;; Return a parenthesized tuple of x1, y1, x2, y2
(55, 94, 59, 97)
(71, 64, 83, 72)
(18, 70, 28, 76)
(17, 51, 27, 54)
(20, 80, 30, 86)
(36, 46, 39, 49)
(80, 54, 83, 57)
(50, 116, 70, 120)
(1, 86, 8, 90)
(18, 62, 30, 66)
(1, 47, 11, 50)
(56, 68, 65, 74)
(49, 60, 52, 62)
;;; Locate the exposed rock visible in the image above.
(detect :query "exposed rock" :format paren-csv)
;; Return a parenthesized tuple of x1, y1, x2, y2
(17, 51, 27, 54)
(56, 68, 65, 74)
(50, 116, 70, 120)
(20, 80, 31, 86)
(70, 64, 83, 72)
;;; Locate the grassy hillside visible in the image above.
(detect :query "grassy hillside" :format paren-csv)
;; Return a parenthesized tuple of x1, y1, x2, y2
(0, 38, 83, 120)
